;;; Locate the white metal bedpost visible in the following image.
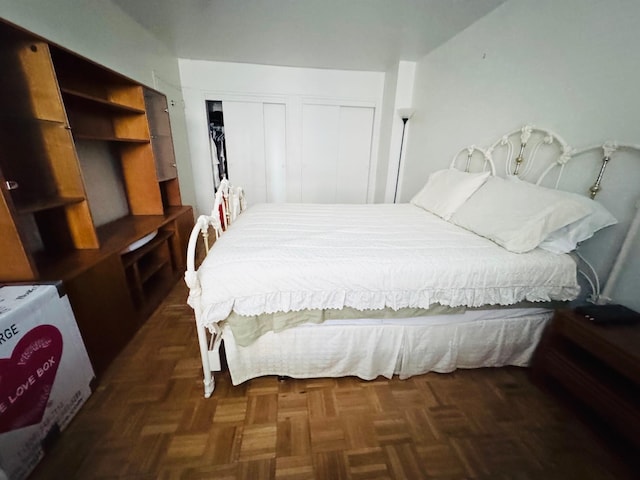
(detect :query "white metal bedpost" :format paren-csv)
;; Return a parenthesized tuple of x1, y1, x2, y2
(195, 321, 215, 397)
(185, 215, 220, 397)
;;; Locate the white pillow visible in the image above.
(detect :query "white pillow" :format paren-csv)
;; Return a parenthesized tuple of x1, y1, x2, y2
(451, 176, 592, 253)
(410, 168, 491, 220)
(516, 182, 618, 254)
(505, 176, 618, 253)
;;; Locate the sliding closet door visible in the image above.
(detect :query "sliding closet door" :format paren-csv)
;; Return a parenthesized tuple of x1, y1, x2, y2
(222, 98, 373, 204)
(301, 104, 339, 203)
(337, 106, 374, 203)
(301, 103, 374, 203)
(263, 103, 287, 202)
(222, 100, 287, 203)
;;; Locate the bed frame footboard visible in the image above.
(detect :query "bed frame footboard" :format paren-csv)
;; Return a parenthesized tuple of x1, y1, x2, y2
(185, 180, 245, 397)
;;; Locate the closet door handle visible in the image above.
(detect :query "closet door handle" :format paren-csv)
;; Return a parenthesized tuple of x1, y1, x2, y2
(5, 180, 19, 190)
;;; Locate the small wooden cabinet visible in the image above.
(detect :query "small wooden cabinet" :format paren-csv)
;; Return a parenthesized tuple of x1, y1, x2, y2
(0, 19, 194, 375)
(531, 309, 640, 450)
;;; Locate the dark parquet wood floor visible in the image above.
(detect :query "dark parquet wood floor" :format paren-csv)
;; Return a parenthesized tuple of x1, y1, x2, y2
(30, 280, 635, 479)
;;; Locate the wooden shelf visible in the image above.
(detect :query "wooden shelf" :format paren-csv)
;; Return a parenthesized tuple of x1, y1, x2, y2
(96, 207, 190, 251)
(14, 195, 86, 214)
(71, 133, 149, 143)
(121, 230, 173, 268)
(140, 256, 170, 283)
(50, 46, 146, 113)
(61, 87, 146, 113)
(0, 115, 67, 127)
(138, 266, 174, 318)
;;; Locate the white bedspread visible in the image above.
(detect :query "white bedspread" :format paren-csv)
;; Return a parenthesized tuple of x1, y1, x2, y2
(194, 203, 580, 329)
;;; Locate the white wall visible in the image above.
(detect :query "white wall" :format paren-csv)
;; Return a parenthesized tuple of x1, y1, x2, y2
(374, 64, 399, 203)
(0, 0, 196, 208)
(402, 0, 640, 310)
(179, 59, 385, 214)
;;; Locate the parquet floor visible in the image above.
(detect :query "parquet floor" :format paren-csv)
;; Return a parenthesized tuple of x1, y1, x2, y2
(30, 280, 635, 479)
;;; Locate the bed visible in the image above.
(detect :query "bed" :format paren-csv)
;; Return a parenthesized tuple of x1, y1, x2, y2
(185, 125, 637, 397)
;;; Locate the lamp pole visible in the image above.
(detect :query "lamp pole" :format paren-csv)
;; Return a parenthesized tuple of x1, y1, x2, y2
(393, 112, 412, 203)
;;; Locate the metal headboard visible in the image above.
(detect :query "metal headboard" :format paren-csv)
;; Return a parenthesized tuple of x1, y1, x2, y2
(452, 124, 640, 306)
(453, 124, 639, 199)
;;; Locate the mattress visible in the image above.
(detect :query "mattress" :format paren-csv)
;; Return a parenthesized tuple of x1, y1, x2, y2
(194, 203, 580, 331)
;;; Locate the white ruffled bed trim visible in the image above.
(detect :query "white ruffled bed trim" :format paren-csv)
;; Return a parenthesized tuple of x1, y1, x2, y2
(197, 285, 579, 329)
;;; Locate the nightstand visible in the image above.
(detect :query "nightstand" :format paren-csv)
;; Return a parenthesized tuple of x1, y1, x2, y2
(530, 308, 640, 449)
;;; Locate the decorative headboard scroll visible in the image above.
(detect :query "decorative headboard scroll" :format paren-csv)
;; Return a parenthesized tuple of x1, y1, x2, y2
(452, 124, 640, 200)
(450, 145, 495, 175)
(569, 141, 640, 198)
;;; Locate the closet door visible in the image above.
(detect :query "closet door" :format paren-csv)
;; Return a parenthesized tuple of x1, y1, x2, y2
(263, 103, 287, 203)
(222, 100, 287, 203)
(301, 104, 338, 203)
(301, 103, 374, 203)
(337, 106, 374, 203)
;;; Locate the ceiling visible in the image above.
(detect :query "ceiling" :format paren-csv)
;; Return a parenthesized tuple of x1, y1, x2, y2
(112, 0, 506, 71)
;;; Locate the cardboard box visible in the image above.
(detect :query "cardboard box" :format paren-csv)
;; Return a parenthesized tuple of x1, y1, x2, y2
(0, 285, 94, 480)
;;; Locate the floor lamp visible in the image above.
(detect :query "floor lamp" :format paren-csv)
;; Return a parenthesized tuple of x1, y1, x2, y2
(393, 108, 415, 203)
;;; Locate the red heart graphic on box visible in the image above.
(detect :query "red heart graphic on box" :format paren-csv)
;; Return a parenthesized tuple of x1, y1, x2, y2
(0, 324, 63, 434)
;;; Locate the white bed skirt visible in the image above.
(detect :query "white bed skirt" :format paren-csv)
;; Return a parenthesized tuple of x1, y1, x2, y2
(222, 309, 553, 385)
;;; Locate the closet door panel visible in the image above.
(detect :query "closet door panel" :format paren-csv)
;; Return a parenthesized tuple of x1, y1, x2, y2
(336, 106, 374, 203)
(263, 103, 287, 203)
(301, 104, 339, 203)
(301, 103, 374, 204)
(222, 101, 267, 203)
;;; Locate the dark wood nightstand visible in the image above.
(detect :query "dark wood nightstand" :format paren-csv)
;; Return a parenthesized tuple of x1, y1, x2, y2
(530, 308, 640, 450)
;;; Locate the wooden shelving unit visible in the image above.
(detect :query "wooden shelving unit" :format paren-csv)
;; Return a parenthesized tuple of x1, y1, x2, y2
(0, 19, 194, 375)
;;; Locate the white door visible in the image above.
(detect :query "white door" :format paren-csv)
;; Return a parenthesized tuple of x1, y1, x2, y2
(263, 103, 287, 203)
(223, 99, 374, 204)
(301, 103, 374, 203)
(337, 106, 374, 203)
(222, 100, 287, 203)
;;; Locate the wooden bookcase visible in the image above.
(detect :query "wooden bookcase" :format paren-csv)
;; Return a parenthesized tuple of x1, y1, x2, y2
(0, 20, 193, 375)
